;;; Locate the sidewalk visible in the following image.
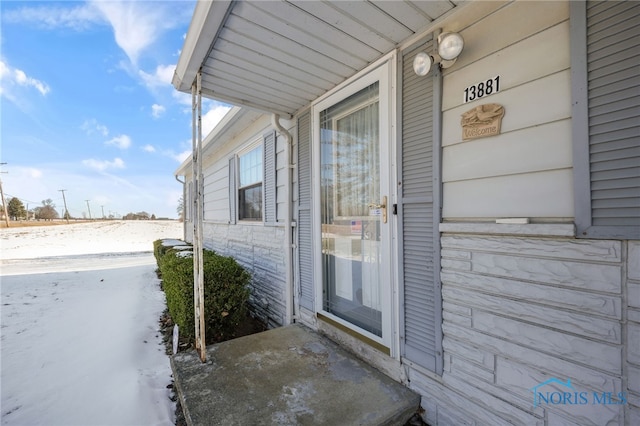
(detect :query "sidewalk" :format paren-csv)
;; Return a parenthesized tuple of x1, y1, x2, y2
(171, 324, 420, 425)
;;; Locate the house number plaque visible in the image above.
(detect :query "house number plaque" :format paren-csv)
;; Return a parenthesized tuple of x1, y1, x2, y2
(463, 75, 500, 103)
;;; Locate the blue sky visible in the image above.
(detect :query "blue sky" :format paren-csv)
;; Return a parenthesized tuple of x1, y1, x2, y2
(0, 1, 230, 219)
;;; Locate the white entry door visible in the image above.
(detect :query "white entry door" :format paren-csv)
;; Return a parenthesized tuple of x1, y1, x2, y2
(315, 64, 392, 348)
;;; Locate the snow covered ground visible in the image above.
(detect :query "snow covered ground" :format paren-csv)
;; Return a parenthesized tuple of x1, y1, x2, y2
(1, 221, 183, 426)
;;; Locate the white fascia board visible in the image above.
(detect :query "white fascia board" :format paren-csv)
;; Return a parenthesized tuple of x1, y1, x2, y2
(173, 0, 234, 93)
(174, 106, 249, 177)
(201, 106, 245, 155)
(175, 156, 192, 177)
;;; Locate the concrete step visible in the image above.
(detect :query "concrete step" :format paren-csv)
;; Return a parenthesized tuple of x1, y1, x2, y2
(171, 324, 420, 425)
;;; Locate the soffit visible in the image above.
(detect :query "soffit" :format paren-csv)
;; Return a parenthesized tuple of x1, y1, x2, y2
(173, 0, 463, 117)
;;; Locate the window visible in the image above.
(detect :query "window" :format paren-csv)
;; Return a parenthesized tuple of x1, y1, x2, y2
(571, 1, 640, 239)
(238, 144, 263, 221)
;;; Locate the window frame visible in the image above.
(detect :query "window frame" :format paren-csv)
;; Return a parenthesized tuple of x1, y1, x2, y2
(236, 140, 264, 222)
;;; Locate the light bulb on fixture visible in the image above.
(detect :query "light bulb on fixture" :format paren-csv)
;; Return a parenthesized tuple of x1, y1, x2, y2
(437, 32, 464, 61)
(412, 52, 433, 76)
(413, 31, 464, 76)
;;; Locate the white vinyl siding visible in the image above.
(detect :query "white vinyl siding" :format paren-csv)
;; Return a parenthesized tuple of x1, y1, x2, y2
(203, 159, 229, 222)
(441, 2, 572, 219)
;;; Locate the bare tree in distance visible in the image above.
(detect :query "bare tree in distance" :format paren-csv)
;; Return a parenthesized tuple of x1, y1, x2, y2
(177, 195, 184, 222)
(35, 199, 59, 221)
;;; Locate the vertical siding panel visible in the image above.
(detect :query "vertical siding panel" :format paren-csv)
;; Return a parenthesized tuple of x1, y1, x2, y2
(400, 41, 441, 372)
(584, 0, 640, 236)
(297, 111, 314, 310)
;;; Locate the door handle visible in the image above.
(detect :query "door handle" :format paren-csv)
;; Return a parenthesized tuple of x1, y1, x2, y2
(368, 196, 387, 223)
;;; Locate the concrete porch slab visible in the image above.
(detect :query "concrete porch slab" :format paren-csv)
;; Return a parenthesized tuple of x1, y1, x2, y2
(171, 324, 420, 425)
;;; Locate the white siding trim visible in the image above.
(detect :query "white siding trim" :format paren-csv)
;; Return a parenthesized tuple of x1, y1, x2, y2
(439, 222, 575, 237)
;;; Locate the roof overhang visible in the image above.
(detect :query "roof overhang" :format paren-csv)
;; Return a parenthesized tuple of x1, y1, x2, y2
(173, 0, 467, 118)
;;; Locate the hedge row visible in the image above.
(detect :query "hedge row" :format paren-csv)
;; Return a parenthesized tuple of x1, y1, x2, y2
(153, 239, 251, 342)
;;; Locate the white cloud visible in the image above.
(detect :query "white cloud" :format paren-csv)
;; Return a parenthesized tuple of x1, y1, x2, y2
(139, 64, 175, 90)
(81, 119, 109, 137)
(160, 104, 230, 165)
(172, 89, 192, 108)
(2, 3, 103, 31)
(28, 168, 43, 179)
(82, 157, 125, 172)
(174, 150, 191, 163)
(0, 61, 9, 78)
(5, 2, 188, 67)
(91, 1, 185, 66)
(151, 104, 166, 118)
(0, 60, 51, 96)
(3, 2, 193, 113)
(161, 137, 192, 164)
(142, 144, 156, 153)
(105, 135, 131, 150)
(202, 105, 232, 136)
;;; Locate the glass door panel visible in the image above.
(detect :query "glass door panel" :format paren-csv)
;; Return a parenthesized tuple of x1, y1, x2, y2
(320, 82, 383, 337)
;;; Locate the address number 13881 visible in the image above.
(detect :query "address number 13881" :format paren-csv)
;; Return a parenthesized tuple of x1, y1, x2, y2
(464, 76, 500, 103)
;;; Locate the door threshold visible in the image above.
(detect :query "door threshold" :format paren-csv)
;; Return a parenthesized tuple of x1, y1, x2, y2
(317, 313, 390, 356)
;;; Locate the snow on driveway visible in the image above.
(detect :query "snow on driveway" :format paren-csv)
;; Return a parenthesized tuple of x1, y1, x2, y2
(1, 221, 183, 426)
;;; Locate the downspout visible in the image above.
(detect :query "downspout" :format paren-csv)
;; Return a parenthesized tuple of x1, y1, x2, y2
(271, 114, 295, 324)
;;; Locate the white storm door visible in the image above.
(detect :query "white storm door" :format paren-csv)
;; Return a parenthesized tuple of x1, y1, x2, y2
(315, 64, 392, 349)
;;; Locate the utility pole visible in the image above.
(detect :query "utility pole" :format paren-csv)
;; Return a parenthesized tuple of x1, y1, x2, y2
(101, 205, 105, 219)
(59, 189, 69, 223)
(85, 200, 92, 220)
(0, 163, 9, 227)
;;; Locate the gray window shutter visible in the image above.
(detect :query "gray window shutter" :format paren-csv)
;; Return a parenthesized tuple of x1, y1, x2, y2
(399, 41, 442, 374)
(228, 156, 237, 224)
(297, 111, 314, 311)
(263, 130, 277, 224)
(573, 0, 640, 239)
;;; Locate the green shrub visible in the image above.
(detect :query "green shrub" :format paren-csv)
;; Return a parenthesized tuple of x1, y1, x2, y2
(153, 239, 165, 262)
(154, 239, 189, 271)
(202, 251, 251, 341)
(158, 249, 195, 337)
(153, 239, 251, 343)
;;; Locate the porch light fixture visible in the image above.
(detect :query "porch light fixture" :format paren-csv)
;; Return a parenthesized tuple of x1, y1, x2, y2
(413, 31, 464, 76)
(438, 32, 464, 60)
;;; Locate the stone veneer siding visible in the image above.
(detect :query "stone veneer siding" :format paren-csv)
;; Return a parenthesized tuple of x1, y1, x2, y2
(408, 225, 638, 425)
(202, 222, 286, 329)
